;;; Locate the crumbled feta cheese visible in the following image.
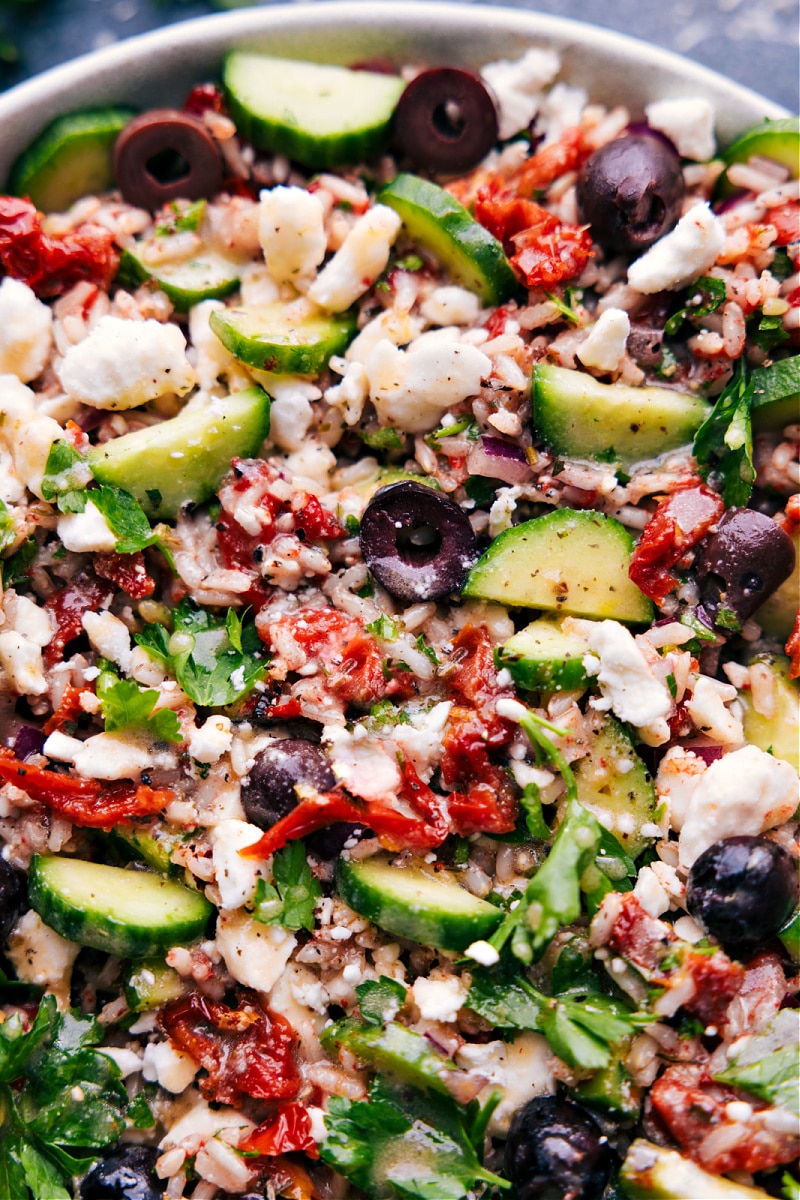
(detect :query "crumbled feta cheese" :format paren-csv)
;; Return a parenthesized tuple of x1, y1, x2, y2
(365, 328, 491, 433)
(480, 47, 561, 140)
(391, 701, 451, 782)
(420, 286, 482, 327)
(82, 609, 132, 673)
(189, 299, 239, 392)
(686, 675, 743, 745)
(456, 1033, 555, 1135)
(215, 910, 296, 991)
(283, 437, 336, 491)
(0, 375, 62, 499)
(159, 1094, 255, 1149)
(307, 205, 401, 312)
(142, 1040, 198, 1093)
(189, 715, 233, 764)
(258, 185, 327, 286)
(323, 723, 400, 801)
(72, 730, 154, 780)
(412, 976, 467, 1023)
(645, 97, 716, 161)
(2, 591, 53, 647)
(489, 485, 522, 538)
(57, 315, 197, 410)
(57, 500, 118, 553)
(267, 376, 321, 452)
(99, 1047, 143, 1078)
(679, 745, 800, 868)
(305, 1106, 328, 1145)
(583, 620, 671, 738)
(633, 865, 671, 917)
(210, 819, 266, 910)
(655, 745, 707, 831)
(576, 307, 631, 372)
(465, 939, 500, 966)
(628, 202, 725, 294)
(0, 630, 47, 696)
(42, 730, 84, 763)
(0, 278, 53, 382)
(6, 910, 80, 996)
(539, 82, 587, 143)
(324, 358, 369, 425)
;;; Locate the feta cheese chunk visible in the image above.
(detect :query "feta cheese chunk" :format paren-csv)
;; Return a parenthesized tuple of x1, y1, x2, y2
(645, 97, 716, 161)
(456, 1033, 555, 1135)
(189, 715, 233, 765)
(628, 202, 725, 294)
(82, 609, 132, 673)
(679, 745, 800, 868)
(481, 47, 561, 140)
(6, 910, 80, 999)
(0, 375, 62, 499)
(72, 730, 154, 780)
(0, 277, 53, 382)
(2, 591, 53, 647)
(215, 910, 296, 991)
(420, 286, 482, 327)
(210, 819, 266, 911)
(258, 185, 327, 286)
(58, 500, 118, 553)
(307, 205, 401, 312)
(412, 976, 467, 1023)
(366, 328, 491, 433)
(685, 675, 743, 745)
(323, 723, 400, 802)
(576, 307, 631, 373)
(0, 630, 47, 696)
(57, 315, 197, 410)
(583, 620, 671, 737)
(142, 1040, 198, 1093)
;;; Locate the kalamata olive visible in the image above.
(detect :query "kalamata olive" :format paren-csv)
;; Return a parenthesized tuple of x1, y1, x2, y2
(0, 856, 26, 941)
(80, 1145, 164, 1200)
(686, 836, 799, 957)
(114, 109, 223, 210)
(359, 480, 478, 602)
(393, 68, 498, 174)
(240, 739, 335, 829)
(576, 134, 684, 253)
(697, 507, 796, 628)
(504, 1096, 611, 1200)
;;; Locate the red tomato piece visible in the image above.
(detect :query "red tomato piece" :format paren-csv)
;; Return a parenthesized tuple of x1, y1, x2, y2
(766, 200, 800, 246)
(43, 684, 92, 734)
(44, 574, 114, 667)
(0, 195, 118, 298)
(184, 83, 225, 117)
(241, 1102, 317, 1158)
(94, 550, 156, 599)
(629, 483, 725, 603)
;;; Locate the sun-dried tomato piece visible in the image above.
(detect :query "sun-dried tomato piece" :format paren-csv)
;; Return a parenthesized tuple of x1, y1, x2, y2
(629, 483, 725, 603)
(241, 1102, 318, 1158)
(94, 550, 156, 599)
(328, 632, 385, 707)
(43, 684, 92, 734)
(0, 195, 118, 298)
(44, 574, 114, 667)
(293, 494, 345, 540)
(184, 82, 225, 117)
(474, 183, 592, 288)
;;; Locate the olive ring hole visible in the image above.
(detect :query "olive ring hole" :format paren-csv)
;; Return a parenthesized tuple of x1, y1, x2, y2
(145, 147, 192, 185)
(396, 520, 443, 563)
(432, 100, 466, 141)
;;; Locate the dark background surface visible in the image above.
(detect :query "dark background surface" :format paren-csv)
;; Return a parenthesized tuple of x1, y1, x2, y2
(1, 0, 798, 112)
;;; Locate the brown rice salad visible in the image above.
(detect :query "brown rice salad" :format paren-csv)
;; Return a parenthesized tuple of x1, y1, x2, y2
(0, 40, 797, 1200)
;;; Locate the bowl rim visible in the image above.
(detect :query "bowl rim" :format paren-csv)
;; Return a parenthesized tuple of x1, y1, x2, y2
(0, 0, 790, 182)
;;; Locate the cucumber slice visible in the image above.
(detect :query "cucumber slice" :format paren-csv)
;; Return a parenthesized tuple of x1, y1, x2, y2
(574, 1051, 641, 1120)
(716, 117, 800, 197)
(379, 173, 517, 307)
(754, 528, 799, 640)
(574, 717, 656, 856)
(87, 386, 270, 520)
(29, 856, 213, 959)
(119, 244, 241, 313)
(123, 958, 187, 1011)
(750, 355, 799, 433)
(336, 853, 502, 952)
(8, 106, 136, 213)
(353, 466, 440, 499)
(108, 823, 182, 876)
(738, 656, 800, 772)
(463, 508, 654, 625)
(209, 302, 357, 375)
(324, 1020, 459, 1096)
(497, 616, 592, 692)
(223, 53, 405, 169)
(619, 1139, 771, 1199)
(533, 364, 710, 466)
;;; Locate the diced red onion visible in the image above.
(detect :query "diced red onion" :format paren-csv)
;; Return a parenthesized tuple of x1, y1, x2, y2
(686, 743, 725, 765)
(625, 121, 679, 156)
(467, 436, 532, 486)
(13, 725, 47, 760)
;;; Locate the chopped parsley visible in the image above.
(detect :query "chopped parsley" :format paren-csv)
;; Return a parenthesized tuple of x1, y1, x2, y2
(663, 275, 727, 337)
(97, 671, 183, 743)
(253, 839, 321, 932)
(693, 358, 756, 506)
(714, 1009, 799, 1115)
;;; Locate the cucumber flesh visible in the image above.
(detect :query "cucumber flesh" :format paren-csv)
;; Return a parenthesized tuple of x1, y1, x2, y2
(109, 823, 182, 876)
(379, 173, 517, 307)
(210, 302, 357, 375)
(336, 853, 502, 952)
(353, 467, 440, 499)
(463, 507, 654, 625)
(750, 355, 799, 433)
(533, 363, 710, 466)
(120, 244, 241, 313)
(123, 958, 187, 1011)
(87, 387, 270, 521)
(324, 1020, 460, 1097)
(738, 655, 800, 772)
(716, 117, 800, 197)
(574, 717, 656, 856)
(29, 856, 213, 959)
(619, 1139, 771, 1199)
(8, 106, 136, 213)
(224, 53, 405, 169)
(497, 617, 592, 692)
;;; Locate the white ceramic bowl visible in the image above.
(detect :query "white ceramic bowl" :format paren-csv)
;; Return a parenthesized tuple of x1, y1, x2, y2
(0, 1, 789, 187)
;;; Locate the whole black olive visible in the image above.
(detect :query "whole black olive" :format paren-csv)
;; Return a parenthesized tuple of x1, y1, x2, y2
(696, 507, 796, 629)
(80, 1145, 164, 1200)
(504, 1096, 611, 1200)
(241, 739, 335, 829)
(114, 109, 223, 210)
(686, 836, 799, 957)
(576, 134, 684, 253)
(0, 856, 27, 941)
(393, 68, 498, 175)
(359, 480, 478, 602)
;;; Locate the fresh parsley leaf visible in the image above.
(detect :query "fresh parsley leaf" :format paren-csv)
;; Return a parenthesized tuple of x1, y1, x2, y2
(426, 416, 478, 442)
(136, 597, 265, 708)
(714, 1009, 799, 1116)
(126, 1088, 156, 1130)
(367, 614, 399, 641)
(320, 1078, 509, 1199)
(356, 977, 407, 1027)
(41, 441, 89, 509)
(155, 198, 206, 236)
(0, 499, 15, 554)
(664, 276, 727, 337)
(693, 358, 755, 506)
(253, 840, 320, 932)
(751, 309, 789, 352)
(98, 676, 183, 743)
(544, 289, 581, 324)
(466, 970, 544, 1031)
(393, 253, 425, 272)
(16, 1141, 71, 1200)
(464, 475, 501, 506)
(225, 606, 244, 653)
(516, 707, 578, 802)
(782, 1173, 800, 1200)
(360, 427, 405, 451)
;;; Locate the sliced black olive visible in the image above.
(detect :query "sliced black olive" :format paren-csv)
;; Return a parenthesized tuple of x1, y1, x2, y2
(80, 1145, 164, 1200)
(0, 856, 26, 941)
(241, 738, 335, 829)
(686, 836, 799, 958)
(504, 1095, 611, 1200)
(576, 134, 684, 253)
(359, 480, 478, 602)
(393, 67, 498, 174)
(697, 507, 796, 628)
(114, 109, 223, 210)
